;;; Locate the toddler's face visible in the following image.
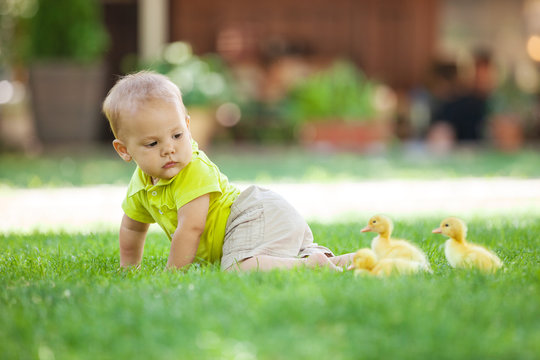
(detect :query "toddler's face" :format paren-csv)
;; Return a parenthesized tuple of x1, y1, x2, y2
(114, 99, 193, 182)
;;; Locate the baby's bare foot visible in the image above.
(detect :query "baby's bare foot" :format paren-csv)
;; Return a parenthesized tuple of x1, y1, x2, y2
(304, 253, 343, 272)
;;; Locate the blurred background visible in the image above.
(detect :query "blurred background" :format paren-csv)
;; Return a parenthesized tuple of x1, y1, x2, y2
(1, 0, 540, 154)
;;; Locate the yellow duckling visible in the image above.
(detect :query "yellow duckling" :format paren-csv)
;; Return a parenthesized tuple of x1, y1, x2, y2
(361, 215, 430, 267)
(351, 248, 430, 276)
(350, 248, 378, 276)
(432, 217, 503, 273)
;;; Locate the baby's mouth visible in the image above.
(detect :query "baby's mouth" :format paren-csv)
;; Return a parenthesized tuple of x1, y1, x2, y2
(162, 161, 177, 169)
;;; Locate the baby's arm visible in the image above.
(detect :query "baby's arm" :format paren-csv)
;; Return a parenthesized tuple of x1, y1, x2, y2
(167, 194, 210, 270)
(118, 214, 149, 267)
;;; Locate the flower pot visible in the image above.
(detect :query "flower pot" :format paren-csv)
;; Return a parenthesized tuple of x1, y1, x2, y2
(300, 120, 392, 151)
(29, 61, 105, 144)
(490, 114, 524, 152)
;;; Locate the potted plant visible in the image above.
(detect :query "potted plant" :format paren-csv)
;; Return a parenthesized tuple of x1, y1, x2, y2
(21, 0, 109, 144)
(283, 60, 395, 150)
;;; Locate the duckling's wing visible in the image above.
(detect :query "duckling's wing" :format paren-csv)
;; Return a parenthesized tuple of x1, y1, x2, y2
(388, 239, 428, 263)
(464, 245, 503, 271)
(461, 250, 482, 268)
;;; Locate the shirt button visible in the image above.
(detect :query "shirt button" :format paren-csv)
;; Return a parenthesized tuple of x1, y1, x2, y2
(151, 191, 157, 196)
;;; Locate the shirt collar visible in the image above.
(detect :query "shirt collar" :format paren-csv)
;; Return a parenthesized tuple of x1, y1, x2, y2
(126, 167, 176, 197)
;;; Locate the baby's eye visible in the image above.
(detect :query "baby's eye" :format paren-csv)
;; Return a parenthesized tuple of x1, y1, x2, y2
(174, 133, 183, 139)
(146, 141, 158, 147)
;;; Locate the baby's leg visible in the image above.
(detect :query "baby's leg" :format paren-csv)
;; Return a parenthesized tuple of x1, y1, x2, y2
(227, 253, 342, 272)
(328, 253, 356, 268)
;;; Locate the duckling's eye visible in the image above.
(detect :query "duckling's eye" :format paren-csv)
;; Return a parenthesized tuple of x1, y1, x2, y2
(372, 220, 377, 224)
(444, 224, 449, 227)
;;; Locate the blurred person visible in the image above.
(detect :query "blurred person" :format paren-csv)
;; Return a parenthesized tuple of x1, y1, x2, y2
(471, 49, 495, 98)
(102, 71, 355, 272)
(426, 55, 490, 146)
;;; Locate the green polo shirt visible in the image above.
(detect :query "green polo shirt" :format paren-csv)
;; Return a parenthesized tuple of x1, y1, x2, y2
(122, 142, 240, 264)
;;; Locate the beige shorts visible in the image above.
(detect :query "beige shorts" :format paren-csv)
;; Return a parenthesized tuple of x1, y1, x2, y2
(220, 185, 334, 270)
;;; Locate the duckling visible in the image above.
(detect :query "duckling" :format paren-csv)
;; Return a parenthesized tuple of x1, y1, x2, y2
(350, 248, 378, 276)
(350, 248, 430, 276)
(432, 217, 503, 273)
(361, 215, 430, 267)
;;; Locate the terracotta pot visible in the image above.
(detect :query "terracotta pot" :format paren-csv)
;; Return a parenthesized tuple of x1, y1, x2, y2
(300, 120, 392, 150)
(30, 61, 105, 144)
(490, 114, 524, 152)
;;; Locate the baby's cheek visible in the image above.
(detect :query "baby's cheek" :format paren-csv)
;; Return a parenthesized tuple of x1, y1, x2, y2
(179, 151, 192, 168)
(185, 145, 193, 162)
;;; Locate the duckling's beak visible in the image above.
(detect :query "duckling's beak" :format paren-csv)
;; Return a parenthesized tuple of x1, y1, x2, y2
(432, 227, 442, 234)
(361, 226, 372, 233)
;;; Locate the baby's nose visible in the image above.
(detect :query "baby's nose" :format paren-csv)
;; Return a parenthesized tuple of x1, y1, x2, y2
(162, 141, 175, 155)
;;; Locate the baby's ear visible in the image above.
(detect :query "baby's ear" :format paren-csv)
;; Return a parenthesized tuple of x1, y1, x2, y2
(112, 139, 132, 162)
(185, 115, 193, 140)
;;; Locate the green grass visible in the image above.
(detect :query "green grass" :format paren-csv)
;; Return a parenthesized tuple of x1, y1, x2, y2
(1, 146, 540, 187)
(1, 215, 539, 359)
(1, 146, 539, 358)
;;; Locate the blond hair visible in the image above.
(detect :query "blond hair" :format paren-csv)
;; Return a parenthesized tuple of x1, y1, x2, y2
(102, 71, 187, 138)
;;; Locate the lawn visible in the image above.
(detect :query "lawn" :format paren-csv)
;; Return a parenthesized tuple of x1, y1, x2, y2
(1, 146, 539, 359)
(1, 215, 539, 359)
(1, 145, 540, 187)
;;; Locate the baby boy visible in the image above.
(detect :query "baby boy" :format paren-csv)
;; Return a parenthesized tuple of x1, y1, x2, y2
(102, 71, 354, 271)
